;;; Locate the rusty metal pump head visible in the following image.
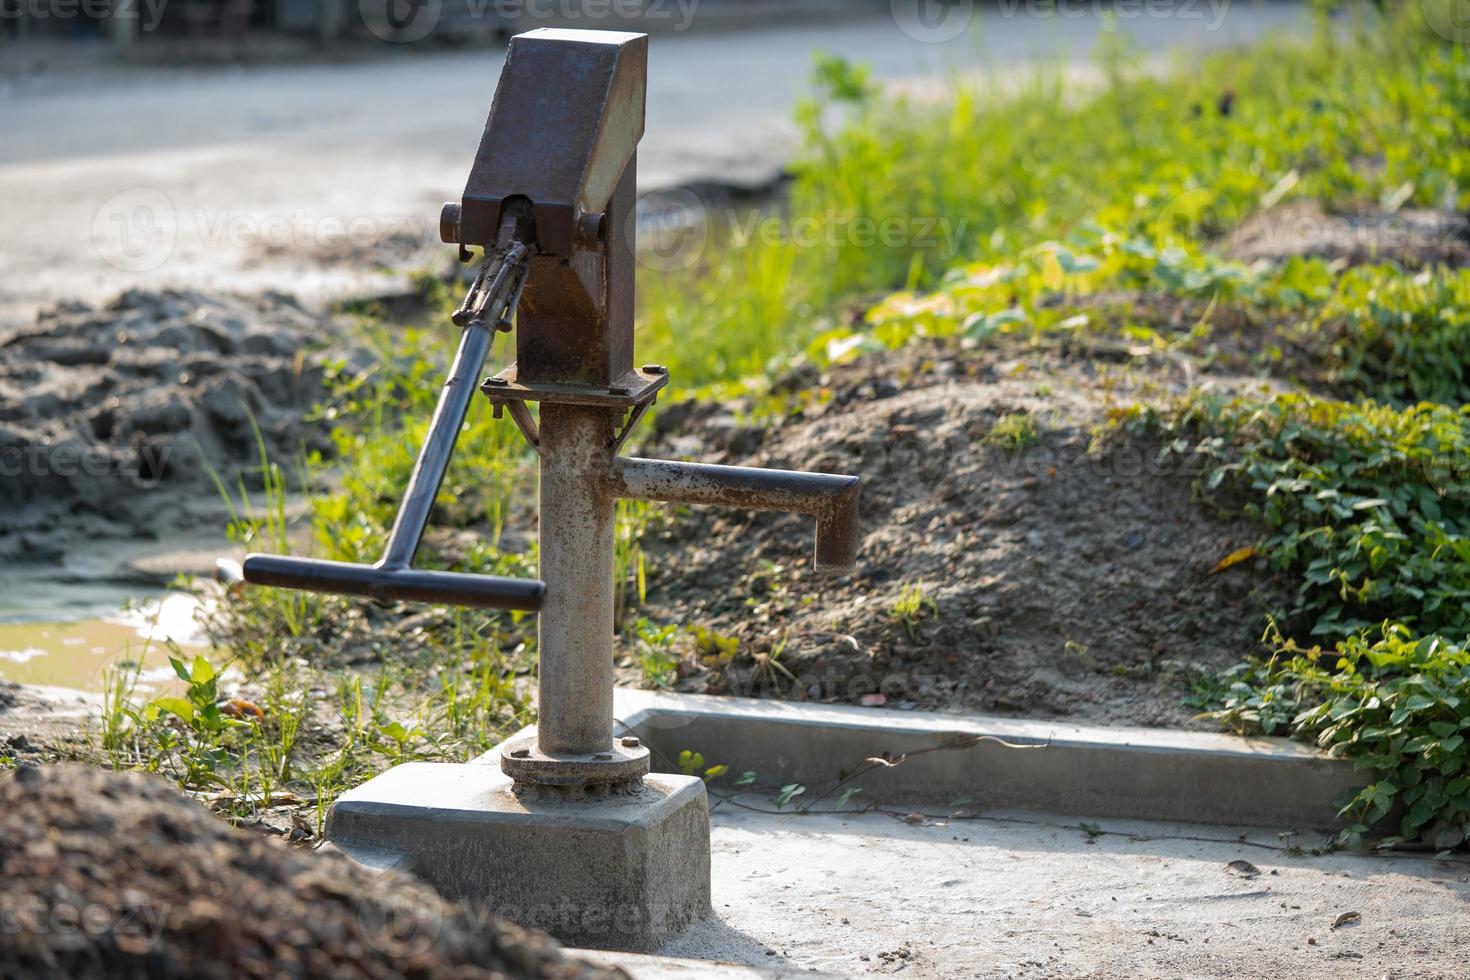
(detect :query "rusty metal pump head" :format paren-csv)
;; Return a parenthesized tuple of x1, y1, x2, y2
(442, 29, 647, 259)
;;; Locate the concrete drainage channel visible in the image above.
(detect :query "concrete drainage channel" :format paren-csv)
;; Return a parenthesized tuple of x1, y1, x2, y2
(608, 689, 1365, 830)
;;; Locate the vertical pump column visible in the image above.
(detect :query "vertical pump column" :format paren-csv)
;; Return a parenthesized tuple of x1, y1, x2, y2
(534, 403, 618, 757)
(466, 31, 661, 793)
(497, 399, 653, 792)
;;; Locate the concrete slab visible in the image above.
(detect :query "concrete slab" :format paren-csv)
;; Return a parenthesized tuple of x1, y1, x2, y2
(613, 690, 1366, 830)
(326, 762, 711, 950)
(636, 798, 1470, 979)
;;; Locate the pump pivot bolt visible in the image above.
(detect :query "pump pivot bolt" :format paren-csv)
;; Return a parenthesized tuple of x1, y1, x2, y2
(620, 736, 641, 748)
(440, 202, 462, 244)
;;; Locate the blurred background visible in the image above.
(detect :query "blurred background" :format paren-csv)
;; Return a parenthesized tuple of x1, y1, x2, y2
(0, 0, 1306, 328)
(0, 0, 1315, 684)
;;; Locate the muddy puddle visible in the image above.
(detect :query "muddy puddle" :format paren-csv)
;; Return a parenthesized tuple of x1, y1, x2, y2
(0, 593, 210, 693)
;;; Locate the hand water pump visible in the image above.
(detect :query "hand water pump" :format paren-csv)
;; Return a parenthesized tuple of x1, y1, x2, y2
(243, 28, 861, 797)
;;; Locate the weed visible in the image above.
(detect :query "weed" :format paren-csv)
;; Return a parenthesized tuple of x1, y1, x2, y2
(1127, 393, 1470, 642)
(631, 618, 681, 689)
(751, 631, 798, 693)
(984, 414, 1040, 452)
(888, 580, 939, 639)
(690, 623, 740, 668)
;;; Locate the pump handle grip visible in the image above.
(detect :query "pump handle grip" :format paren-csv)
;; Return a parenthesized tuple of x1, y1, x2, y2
(242, 554, 544, 612)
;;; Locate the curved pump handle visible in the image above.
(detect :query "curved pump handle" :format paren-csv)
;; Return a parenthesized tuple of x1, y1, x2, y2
(241, 211, 545, 613)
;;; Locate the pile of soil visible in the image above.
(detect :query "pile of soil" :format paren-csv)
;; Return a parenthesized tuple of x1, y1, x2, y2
(0, 289, 352, 552)
(630, 340, 1296, 728)
(1223, 201, 1470, 268)
(0, 765, 622, 979)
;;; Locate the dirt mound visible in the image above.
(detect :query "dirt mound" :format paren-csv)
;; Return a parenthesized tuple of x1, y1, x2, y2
(632, 343, 1294, 728)
(0, 289, 349, 543)
(1224, 200, 1469, 268)
(0, 765, 622, 980)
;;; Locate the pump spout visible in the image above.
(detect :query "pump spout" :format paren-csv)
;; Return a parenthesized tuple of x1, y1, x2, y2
(609, 456, 860, 573)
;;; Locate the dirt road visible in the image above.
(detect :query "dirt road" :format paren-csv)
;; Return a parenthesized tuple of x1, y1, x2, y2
(0, 4, 1307, 327)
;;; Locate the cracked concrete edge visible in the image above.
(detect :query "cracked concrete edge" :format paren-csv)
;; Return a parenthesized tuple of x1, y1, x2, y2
(609, 689, 1365, 831)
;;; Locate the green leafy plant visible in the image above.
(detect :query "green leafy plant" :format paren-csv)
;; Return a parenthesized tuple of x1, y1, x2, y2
(984, 414, 1040, 452)
(773, 783, 807, 810)
(1128, 392, 1470, 642)
(1203, 626, 1470, 852)
(676, 750, 729, 782)
(632, 618, 682, 689)
(689, 623, 739, 667)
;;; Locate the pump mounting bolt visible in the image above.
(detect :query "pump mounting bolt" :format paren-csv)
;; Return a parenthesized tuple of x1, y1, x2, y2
(485, 376, 509, 387)
(619, 736, 640, 748)
(641, 364, 666, 374)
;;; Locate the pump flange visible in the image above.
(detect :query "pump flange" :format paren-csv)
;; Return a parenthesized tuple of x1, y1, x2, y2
(499, 731, 651, 793)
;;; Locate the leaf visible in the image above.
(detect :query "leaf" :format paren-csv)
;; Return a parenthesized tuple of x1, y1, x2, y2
(1210, 546, 1258, 575)
(703, 764, 728, 780)
(169, 657, 191, 683)
(774, 784, 805, 809)
(190, 654, 216, 685)
(151, 697, 195, 723)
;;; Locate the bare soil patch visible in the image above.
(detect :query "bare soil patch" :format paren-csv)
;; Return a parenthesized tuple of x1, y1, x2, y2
(627, 340, 1296, 728)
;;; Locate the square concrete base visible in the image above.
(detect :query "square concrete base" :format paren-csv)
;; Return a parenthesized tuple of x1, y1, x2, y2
(325, 761, 712, 950)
